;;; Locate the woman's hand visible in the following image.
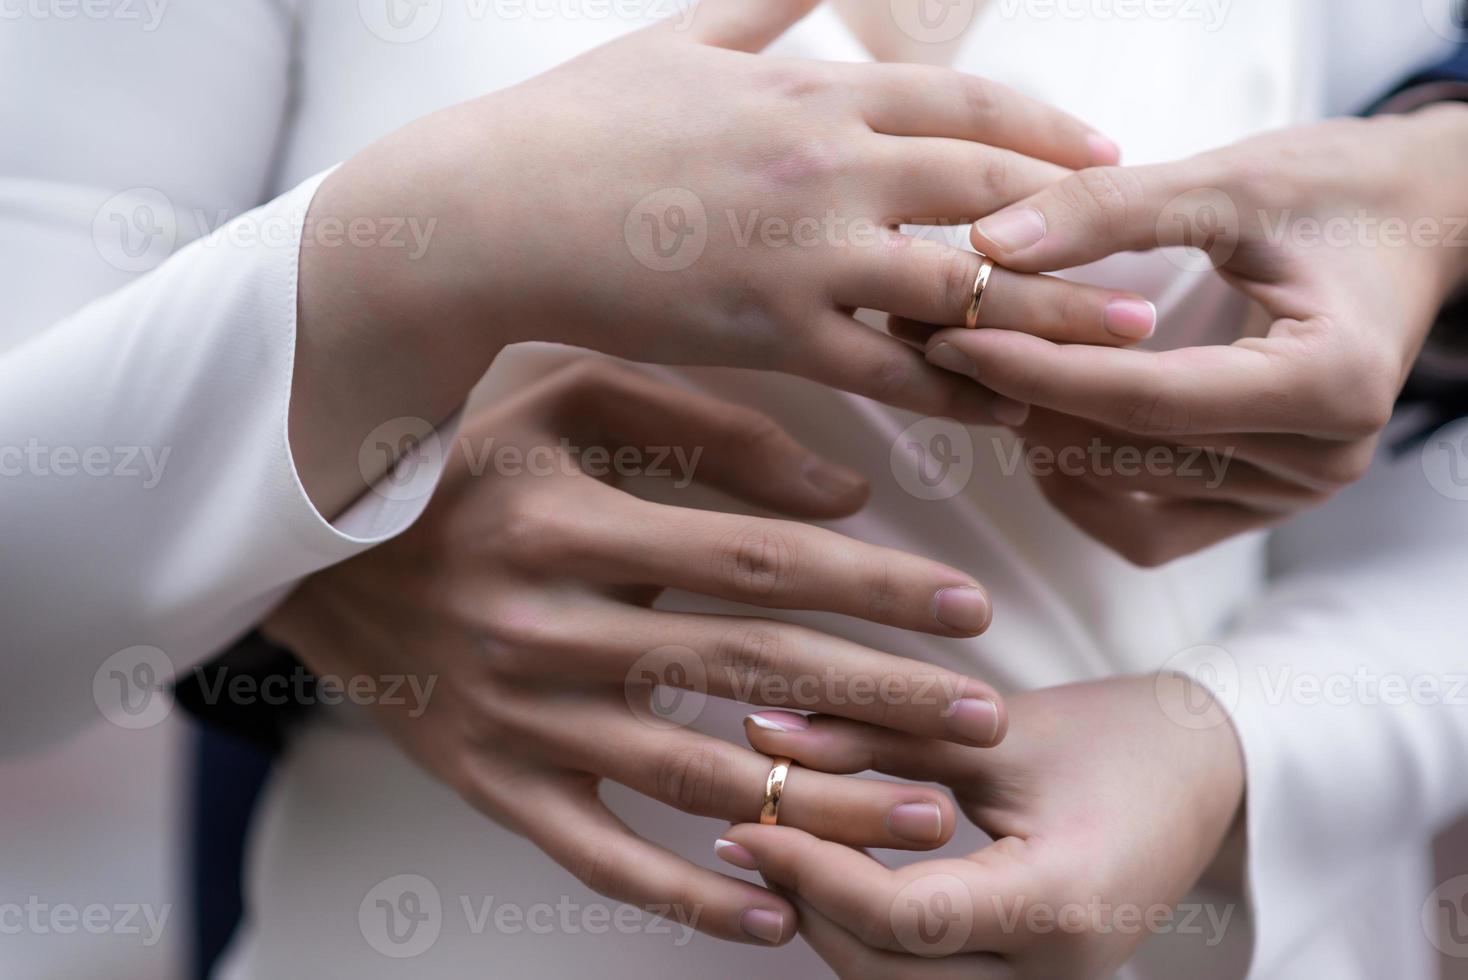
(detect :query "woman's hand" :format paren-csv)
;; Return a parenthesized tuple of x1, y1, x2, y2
(720, 674, 1245, 977)
(293, 0, 1146, 512)
(265, 359, 1012, 947)
(924, 104, 1468, 564)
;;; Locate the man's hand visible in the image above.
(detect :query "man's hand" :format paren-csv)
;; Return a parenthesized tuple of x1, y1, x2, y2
(720, 674, 1245, 977)
(924, 105, 1468, 564)
(267, 360, 1012, 947)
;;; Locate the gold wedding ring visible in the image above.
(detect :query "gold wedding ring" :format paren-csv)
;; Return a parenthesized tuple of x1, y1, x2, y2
(964, 254, 996, 329)
(760, 757, 794, 826)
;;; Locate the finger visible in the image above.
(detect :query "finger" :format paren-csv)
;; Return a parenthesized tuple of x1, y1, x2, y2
(539, 360, 869, 518)
(466, 769, 796, 946)
(790, 895, 1012, 979)
(743, 712, 988, 786)
(601, 501, 997, 637)
(837, 242, 1155, 344)
(870, 137, 1069, 223)
(922, 326, 1354, 438)
(547, 711, 958, 850)
(887, 315, 939, 350)
(547, 606, 1007, 745)
(788, 311, 1018, 425)
(849, 62, 1119, 170)
(721, 824, 1038, 954)
(1035, 473, 1279, 567)
(969, 160, 1217, 272)
(669, 0, 821, 51)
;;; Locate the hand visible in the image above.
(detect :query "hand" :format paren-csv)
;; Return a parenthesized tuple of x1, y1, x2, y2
(719, 674, 1245, 977)
(265, 359, 1013, 947)
(923, 104, 1468, 564)
(293, 0, 1149, 512)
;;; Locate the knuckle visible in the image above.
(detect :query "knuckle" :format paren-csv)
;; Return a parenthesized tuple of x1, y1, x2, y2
(720, 406, 785, 456)
(655, 744, 724, 815)
(855, 902, 900, 950)
(565, 840, 622, 899)
(938, 246, 978, 319)
(715, 523, 800, 599)
(1314, 441, 1376, 489)
(960, 75, 999, 132)
(712, 626, 791, 700)
(1119, 387, 1192, 436)
(1065, 167, 1140, 238)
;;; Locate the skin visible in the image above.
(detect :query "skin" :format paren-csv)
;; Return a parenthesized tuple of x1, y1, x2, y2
(288, 0, 1145, 517)
(266, 359, 1025, 947)
(920, 103, 1468, 565)
(721, 674, 1245, 978)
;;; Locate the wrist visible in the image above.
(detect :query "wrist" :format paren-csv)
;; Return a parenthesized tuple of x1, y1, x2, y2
(1402, 102, 1468, 295)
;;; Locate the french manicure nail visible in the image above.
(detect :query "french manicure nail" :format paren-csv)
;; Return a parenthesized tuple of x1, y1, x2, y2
(801, 455, 865, 497)
(947, 697, 1000, 745)
(715, 838, 758, 870)
(990, 397, 1030, 427)
(1103, 298, 1157, 340)
(976, 207, 1047, 253)
(740, 908, 785, 945)
(933, 586, 991, 634)
(887, 802, 944, 843)
(1087, 133, 1122, 166)
(926, 342, 976, 378)
(746, 711, 810, 733)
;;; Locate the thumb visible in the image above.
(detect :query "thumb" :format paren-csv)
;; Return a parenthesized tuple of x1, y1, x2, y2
(969, 159, 1241, 273)
(667, 0, 823, 52)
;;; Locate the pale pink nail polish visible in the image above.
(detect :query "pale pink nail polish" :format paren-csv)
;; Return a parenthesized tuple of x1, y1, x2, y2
(976, 207, 1047, 253)
(946, 697, 1000, 745)
(1104, 298, 1157, 340)
(740, 908, 785, 945)
(933, 586, 991, 634)
(887, 802, 944, 843)
(745, 711, 809, 733)
(715, 838, 758, 870)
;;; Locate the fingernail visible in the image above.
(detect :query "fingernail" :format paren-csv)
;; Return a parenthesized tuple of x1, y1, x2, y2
(887, 802, 944, 843)
(801, 455, 866, 497)
(745, 711, 809, 733)
(926, 342, 976, 378)
(975, 207, 1046, 253)
(740, 908, 785, 945)
(1104, 298, 1157, 340)
(947, 697, 1000, 744)
(715, 838, 758, 870)
(933, 586, 991, 634)
(990, 396, 1030, 427)
(1087, 133, 1122, 166)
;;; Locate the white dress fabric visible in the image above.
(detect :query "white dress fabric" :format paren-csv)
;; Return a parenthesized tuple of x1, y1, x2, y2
(0, 1, 1463, 977)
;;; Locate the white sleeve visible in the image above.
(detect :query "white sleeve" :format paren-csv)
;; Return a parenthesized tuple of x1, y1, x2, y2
(1173, 412, 1468, 977)
(0, 3, 453, 751)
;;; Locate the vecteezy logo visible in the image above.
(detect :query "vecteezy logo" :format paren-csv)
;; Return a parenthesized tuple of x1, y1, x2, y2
(1155, 644, 1239, 730)
(891, 417, 974, 501)
(1423, 419, 1468, 502)
(359, 0, 443, 43)
(93, 188, 177, 274)
(623, 645, 708, 730)
(1423, 874, 1468, 957)
(890, 0, 979, 44)
(93, 646, 175, 730)
(890, 873, 974, 956)
(360, 874, 443, 958)
(358, 416, 444, 503)
(624, 188, 708, 272)
(1158, 187, 1240, 273)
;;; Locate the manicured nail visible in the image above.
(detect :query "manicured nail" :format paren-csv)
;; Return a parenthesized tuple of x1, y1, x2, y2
(715, 838, 758, 870)
(926, 342, 976, 378)
(990, 397, 1030, 427)
(745, 711, 809, 733)
(887, 802, 944, 843)
(947, 697, 1000, 744)
(740, 908, 785, 945)
(933, 586, 991, 634)
(1103, 298, 1157, 340)
(801, 455, 865, 497)
(1087, 133, 1122, 166)
(976, 207, 1046, 253)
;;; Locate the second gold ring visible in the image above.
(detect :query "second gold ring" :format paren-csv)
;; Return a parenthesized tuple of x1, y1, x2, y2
(760, 756, 794, 826)
(965, 254, 996, 329)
